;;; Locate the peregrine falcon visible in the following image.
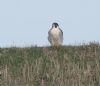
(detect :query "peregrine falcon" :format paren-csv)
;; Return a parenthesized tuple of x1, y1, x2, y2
(48, 22, 63, 46)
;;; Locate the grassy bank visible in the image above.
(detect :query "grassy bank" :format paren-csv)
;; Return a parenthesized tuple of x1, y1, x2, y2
(0, 43, 100, 86)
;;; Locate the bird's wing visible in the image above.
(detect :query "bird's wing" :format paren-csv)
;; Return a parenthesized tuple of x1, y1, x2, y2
(48, 28, 52, 43)
(59, 28, 63, 36)
(59, 28, 63, 43)
(48, 28, 52, 35)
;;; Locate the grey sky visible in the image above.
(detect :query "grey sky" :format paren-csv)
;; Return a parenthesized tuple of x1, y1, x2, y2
(0, 0, 100, 47)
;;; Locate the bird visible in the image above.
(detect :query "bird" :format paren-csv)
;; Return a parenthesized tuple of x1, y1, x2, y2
(48, 22, 63, 46)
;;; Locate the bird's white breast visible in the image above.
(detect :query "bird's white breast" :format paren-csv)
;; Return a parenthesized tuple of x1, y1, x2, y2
(51, 28, 60, 38)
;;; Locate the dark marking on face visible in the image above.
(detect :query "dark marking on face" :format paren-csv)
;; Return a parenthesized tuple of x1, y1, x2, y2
(52, 23, 59, 28)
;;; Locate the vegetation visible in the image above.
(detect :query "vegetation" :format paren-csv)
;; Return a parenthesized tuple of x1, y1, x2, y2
(0, 43, 100, 86)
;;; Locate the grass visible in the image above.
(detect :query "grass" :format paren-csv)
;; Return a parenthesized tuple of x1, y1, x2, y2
(0, 43, 100, 86)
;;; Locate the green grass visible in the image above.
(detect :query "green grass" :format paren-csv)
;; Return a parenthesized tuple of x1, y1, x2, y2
(0, 43, 100, 86)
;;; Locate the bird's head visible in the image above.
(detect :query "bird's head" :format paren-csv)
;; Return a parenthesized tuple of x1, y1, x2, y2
(52, 22, 59, 28)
